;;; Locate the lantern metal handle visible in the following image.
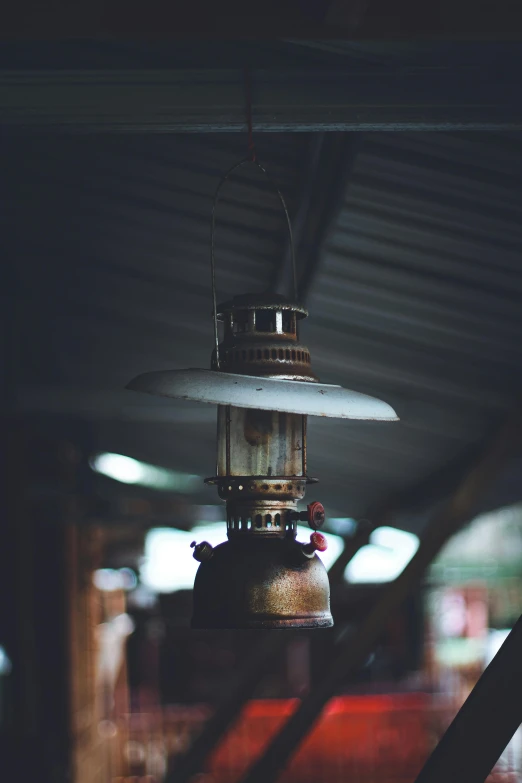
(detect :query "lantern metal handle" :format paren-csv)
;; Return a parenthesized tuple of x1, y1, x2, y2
(210, 158, 296, 369)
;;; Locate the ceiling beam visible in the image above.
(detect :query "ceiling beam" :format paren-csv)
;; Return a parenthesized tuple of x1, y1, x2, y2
(2, 67, 522, 133)
(272, 132, 362, 302)
(3, 0, 522, 38)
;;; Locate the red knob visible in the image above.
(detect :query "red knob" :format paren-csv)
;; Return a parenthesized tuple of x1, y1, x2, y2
(310, 532, 328, 552)
(307, 501, 325, 530)
(303, 532, 328, 555)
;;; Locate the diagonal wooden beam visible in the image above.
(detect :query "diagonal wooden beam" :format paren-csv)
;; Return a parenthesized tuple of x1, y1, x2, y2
(272, 131, 361, 304)
(271, 132, 325, 299)
(414, 613, 522, 783)
(238, 407, 522, 783)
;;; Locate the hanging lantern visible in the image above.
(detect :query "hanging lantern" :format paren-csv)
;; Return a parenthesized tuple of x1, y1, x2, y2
(128, 158, 398, 629)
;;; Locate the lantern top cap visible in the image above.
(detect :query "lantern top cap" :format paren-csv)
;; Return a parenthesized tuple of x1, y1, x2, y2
(217, 293, 308, 321)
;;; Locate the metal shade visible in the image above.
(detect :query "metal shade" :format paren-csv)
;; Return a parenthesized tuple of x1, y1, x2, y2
(127, 368, 398, 421)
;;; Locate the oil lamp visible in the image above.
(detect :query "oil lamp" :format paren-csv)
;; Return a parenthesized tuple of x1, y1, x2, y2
(128, 159, 398, 629)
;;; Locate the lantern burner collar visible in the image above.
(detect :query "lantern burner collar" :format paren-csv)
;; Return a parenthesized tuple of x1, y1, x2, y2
(216, 292, 308, 320)
(214, 292, 317, 381)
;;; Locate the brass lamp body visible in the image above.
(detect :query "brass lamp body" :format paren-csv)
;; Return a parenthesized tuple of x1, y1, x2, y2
(191, 294, 333, 630)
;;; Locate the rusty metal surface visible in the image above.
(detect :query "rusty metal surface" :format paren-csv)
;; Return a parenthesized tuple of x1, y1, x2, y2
(186, 289, 336, 627)
(212, 306, 314, 547)
(216, 339, 318, 382)
(206, 475, 319, 537)
(216, 407, 307, 479)
(191, 536, 332, 629)
(211, 465, 309, 539)
(216, 293, 317, 381)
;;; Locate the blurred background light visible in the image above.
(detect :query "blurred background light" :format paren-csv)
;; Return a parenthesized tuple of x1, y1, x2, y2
(141, 524, 345, 594)
(93, 568, 138, 592)
(344, 526, 420, 584)
(140, 524, 225, 593)
(0, 645, 12, 676)
(90, 452, 201, 492)
(327, 517, 357, 536)
(485, 628, 511, 664)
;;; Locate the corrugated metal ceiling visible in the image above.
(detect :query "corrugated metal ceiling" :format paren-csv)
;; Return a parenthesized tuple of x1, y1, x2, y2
(9, 132, 308, 383)
(305, 131, 522, 519)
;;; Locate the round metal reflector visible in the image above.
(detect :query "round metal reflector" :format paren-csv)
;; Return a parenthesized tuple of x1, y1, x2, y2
(127, 368, 398, 421)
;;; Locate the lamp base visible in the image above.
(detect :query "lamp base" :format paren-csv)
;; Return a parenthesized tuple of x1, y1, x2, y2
(191, 536, 333, 630)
